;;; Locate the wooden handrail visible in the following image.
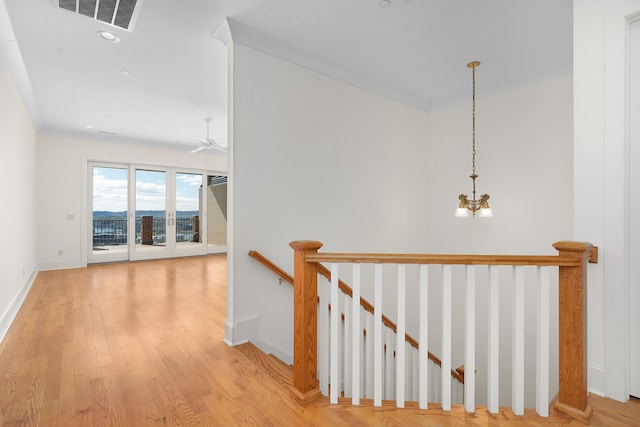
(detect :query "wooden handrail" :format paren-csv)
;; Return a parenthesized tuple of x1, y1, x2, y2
(248, 249, 464, 383)
(306, 253, 582, 266)
(248, 250, 294, 284)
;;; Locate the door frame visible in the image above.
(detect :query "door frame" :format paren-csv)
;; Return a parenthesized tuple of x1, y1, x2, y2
(600, 2, 640, 401)
(172, 169, 212, 258)
(629, 15, 640, 399)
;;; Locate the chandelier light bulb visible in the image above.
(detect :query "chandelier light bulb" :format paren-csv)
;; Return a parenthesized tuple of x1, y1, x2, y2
(455, 207, 471, 218)
(478, 207, 493, 218)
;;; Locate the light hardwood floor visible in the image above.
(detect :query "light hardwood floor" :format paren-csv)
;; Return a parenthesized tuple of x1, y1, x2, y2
(0, 256, 638, 426)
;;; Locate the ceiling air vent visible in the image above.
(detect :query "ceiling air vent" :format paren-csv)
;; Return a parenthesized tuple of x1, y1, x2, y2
(54, 0, 145, 31)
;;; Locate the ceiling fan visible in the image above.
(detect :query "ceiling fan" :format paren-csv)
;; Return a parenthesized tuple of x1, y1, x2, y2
(191, 117, 226, 153)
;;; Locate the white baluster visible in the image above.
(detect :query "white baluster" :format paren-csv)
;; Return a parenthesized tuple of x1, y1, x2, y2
(360, 310, 366, 399)
(374, 264, 383, 406)
(366, 312, 373, 399)
(396, 264, 406, 408)
(419, 264, 429, 409)
(487, 265, 500, 413)
(442, 265, 452, 411)
(352, 264, 361, 405)
(512, 266, 525, 415)
(385, 328, 395, 399)
(318, 276, 329, 395)
(330, 263, 340, 404)
(536, 266, 550, 416)
(465, 265, 476, 413)
(382, 334, 387, 400)
(344, 294, 352, 398)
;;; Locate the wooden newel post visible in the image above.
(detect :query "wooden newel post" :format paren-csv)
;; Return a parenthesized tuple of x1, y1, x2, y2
(289, 240, 323, 404)
(553, 241, 595, 424)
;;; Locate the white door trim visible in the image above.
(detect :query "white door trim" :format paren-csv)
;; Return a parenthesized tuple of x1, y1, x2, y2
(603, 1, 640, 402)
(628, 15, 640, 400)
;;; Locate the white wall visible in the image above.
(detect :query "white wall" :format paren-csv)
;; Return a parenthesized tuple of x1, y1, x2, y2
(228, 42, 432, 358)
(36, 134, 227, 270)
(574, 0, 640, 401)
(0, 41, 38, 340)
(228, 41, 573, 408)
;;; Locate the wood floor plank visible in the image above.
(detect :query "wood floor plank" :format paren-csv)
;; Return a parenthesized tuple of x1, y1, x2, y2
(0, 255, 638, 426)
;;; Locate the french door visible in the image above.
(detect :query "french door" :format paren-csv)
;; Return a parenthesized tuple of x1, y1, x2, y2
(88, 163, 226, 263)
(131, 167, 171, 260)
(89, 163, 130, 263)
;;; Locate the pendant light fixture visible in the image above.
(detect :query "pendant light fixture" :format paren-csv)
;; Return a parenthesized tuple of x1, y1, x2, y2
(455, 61, 493, 218)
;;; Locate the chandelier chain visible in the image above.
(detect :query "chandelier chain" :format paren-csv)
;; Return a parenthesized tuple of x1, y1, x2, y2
(471, 64, 476, 176)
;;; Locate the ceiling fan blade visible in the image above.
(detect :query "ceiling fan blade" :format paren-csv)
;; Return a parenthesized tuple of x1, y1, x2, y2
(190, 146, 206, 153)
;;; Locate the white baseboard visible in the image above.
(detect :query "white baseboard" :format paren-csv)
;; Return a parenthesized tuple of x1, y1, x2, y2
(222, 314, 293, 365)
(252, 337, 293, 366)
(0, 267, 37, 342)
(38, 260, 82, 271)
(223, 314, 259, 346)
(223, 321, 236, 346)
(588, 363, 606, 397)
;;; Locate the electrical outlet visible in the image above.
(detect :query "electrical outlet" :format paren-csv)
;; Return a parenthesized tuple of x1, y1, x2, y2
(58, 249, 63, 256)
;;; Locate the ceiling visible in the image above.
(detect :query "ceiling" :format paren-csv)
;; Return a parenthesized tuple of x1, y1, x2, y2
(2, 0, 572, 151)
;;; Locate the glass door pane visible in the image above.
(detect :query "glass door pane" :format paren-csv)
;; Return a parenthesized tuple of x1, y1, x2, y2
(133, 168, 169, 260)
(206, 174, 227, 253)
(89, 165, 129, 263)
(174, 172, 205, 255)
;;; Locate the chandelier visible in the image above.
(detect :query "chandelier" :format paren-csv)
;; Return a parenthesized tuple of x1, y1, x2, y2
(455, 61, 493, 218)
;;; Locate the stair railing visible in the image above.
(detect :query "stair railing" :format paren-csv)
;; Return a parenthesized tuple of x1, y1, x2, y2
(289, 240, 596, 424)
(248, 250, 464, 385)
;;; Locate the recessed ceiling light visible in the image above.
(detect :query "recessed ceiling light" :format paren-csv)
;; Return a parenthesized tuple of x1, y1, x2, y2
(85, 125, 93, 129)
(96, 31, 120, 43)
(120, 69, 130, 76)
(378, 0, 391, 7)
